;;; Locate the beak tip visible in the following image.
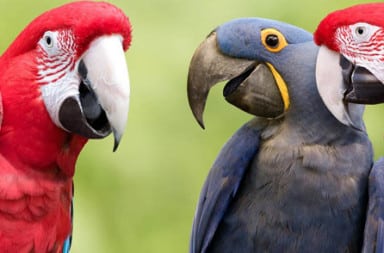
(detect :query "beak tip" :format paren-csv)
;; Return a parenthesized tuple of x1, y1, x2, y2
(112, 129, 122, 152)
(190, 105, 206, 129)
(113, 141, 119, 152)
(188, 92, 207, 130)
(198, 119, 206, 130)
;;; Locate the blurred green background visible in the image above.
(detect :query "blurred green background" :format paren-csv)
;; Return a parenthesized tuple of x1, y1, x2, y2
(0, 0, 383, 252)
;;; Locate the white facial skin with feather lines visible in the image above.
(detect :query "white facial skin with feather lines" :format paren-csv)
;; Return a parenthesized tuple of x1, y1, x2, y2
(335, 22, 384, 83)
(37, 31, 130, 138)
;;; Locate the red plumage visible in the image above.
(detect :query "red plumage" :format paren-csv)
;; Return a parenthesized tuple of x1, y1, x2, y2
(0, 1, 131, 252)
(2, 1, 132, 60)
(314, 3, 384, 51)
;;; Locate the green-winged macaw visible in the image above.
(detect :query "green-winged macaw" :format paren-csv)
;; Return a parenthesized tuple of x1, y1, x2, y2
(187, 17, 382, 253)
(0, 1, 131, 252)
(314, 3, 384, 106)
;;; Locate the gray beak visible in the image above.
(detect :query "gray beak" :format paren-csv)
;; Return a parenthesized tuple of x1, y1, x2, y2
(340, 55, 384, 104)
(187, 32, 285, 129)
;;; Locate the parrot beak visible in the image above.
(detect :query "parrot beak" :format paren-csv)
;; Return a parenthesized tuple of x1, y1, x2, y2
(316, 45, 365, 130)
(340, 55, 384, 104)
(187, 32, 285, 129)
(59, 35, 130, 151)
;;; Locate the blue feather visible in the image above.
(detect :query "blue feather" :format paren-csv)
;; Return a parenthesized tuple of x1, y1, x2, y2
(190, 120, 261, 253)
(62, 236, 72, 253)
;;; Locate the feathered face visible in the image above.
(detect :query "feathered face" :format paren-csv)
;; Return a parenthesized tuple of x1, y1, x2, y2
(0, 2, 132, 176)
(36, 28, 130, 151)
(0, 1, 132, 153)
(314, 3, 384, 107)
(36, 30, 78, 86)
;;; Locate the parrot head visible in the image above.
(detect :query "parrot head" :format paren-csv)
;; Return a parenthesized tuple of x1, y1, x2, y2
(314, 3, 384, 108)
(187, 18, 365, 132)
(0, 1, 131, 175)
(189, 18, 345, 128)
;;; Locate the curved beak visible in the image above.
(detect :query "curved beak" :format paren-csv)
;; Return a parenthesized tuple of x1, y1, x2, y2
(187, 32, 285, 129)
(59, 35, 130, 151)
(340, 56, 384, 104)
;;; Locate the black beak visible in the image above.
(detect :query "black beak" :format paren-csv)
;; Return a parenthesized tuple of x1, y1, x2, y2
(341, 55, 384, 104)
(187, 32, 285, 129)
(59, 60, 112, 139)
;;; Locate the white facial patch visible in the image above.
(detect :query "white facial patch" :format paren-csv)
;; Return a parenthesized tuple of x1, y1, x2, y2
(40, 71, 80, 131)
(37, 29, 79, 131)
(349, 22, 381, 43)
(336, 23, 384, 83)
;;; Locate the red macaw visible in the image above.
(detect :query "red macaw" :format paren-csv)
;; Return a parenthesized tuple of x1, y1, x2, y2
(0, 1, 131, 252)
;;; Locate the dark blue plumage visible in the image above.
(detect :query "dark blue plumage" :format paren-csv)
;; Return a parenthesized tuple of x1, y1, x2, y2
(191, 120, 261, 253)
(362, 158, 384, 253)
(187, 18, 382, 253)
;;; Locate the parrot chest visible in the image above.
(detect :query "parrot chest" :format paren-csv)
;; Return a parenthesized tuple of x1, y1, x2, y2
(209, 141, 370, 253)
(0, 154, 72, 252)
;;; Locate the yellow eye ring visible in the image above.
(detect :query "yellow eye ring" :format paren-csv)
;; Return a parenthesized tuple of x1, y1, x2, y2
(261, 28, 288, 53)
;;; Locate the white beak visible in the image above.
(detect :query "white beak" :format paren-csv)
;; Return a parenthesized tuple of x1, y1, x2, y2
(315, 45, 365, 130)
(82, 35, 130, 150)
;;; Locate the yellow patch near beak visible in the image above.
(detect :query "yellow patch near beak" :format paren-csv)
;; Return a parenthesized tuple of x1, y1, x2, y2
(266, 62, 290, 111)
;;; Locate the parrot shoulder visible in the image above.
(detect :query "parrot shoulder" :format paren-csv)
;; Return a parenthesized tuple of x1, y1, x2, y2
(190, 119, 262, 253)
(363, 157, 384, 252)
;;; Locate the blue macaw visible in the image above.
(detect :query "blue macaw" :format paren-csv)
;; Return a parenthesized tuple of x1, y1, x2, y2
(187, 18, 383, 253)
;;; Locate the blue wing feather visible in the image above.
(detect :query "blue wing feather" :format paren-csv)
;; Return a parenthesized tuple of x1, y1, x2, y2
(62, 236, 72, 253)
(190, 120, 261, 253)
(62, 183, 74, 253)
(362, 158, 384, 253)
(376, 219, 384, 253)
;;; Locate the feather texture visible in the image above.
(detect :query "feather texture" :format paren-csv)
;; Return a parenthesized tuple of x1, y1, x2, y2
(0, 2, 131, 252)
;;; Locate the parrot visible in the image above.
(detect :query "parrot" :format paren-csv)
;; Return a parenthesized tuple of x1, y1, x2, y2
(314, 3, 384, 108)
(187, 17, 384, 253)
(0, 1, 131, 252)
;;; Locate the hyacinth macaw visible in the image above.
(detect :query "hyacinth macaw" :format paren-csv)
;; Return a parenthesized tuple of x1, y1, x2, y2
(0, 1, 131, 252)
(187, 17, 382, 253)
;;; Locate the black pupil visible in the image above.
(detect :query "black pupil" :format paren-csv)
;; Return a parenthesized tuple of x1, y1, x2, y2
(357, 27, 364, 35)
(46, 36, 52, 45)
(266, 34, 279, 48)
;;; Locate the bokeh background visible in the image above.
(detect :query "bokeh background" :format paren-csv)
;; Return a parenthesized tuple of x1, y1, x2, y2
(0, 0, 383, 252)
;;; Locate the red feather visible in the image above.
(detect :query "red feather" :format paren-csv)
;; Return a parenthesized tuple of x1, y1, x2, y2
(0, 1, 131, 252)
(314, 3, 384, 51)
(2, 1, 132, 60)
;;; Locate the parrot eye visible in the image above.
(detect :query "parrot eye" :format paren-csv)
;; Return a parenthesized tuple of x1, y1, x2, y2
(44, 35, 53, 47)
(39, 31, 59, 52)
(265, 35, 279, 48)
(355, 26, 366, 37)
(349, 23, 381, 43)
(261, 28, 288, 53)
